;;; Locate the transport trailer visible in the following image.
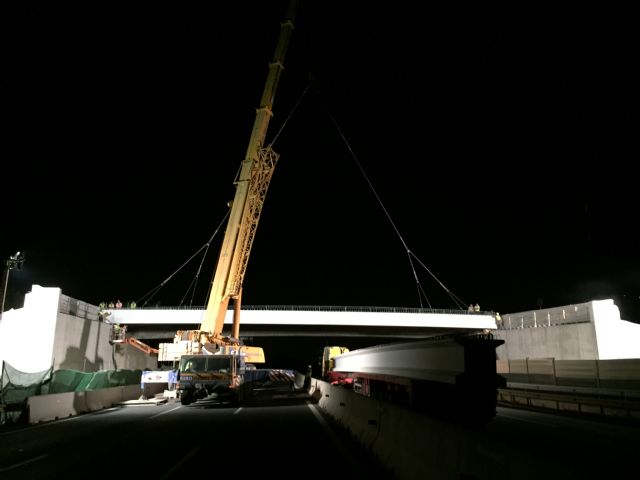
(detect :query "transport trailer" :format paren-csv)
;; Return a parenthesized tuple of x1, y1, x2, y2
(332, 333, 506, 423)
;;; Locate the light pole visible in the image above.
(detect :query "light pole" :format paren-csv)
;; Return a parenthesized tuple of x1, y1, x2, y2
(1, 251, 25, 320)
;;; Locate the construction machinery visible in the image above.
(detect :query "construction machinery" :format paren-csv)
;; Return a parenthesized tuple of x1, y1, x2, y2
(321, 346, 353, 386)
(323, 334, 506, 423)
(109, 324, 159, 355)
(158, 0, 299, 405)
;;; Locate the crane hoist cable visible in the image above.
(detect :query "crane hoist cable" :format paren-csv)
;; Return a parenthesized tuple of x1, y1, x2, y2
(408, 250, 468, 310)
(136, 208, 230, 307)
(255, 78, 469, 311)
(325, 109, 467, 311)
(183, 208, 231, 307)
(268, 83, 310, 149)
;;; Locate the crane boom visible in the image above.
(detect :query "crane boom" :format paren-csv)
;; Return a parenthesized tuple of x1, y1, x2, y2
(171, 0, 299, 360)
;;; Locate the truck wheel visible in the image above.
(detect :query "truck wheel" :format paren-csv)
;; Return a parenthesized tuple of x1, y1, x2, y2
(180, 390, 193, 405)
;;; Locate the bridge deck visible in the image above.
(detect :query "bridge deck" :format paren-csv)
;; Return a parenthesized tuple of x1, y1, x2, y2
(108, 305, 497, 329)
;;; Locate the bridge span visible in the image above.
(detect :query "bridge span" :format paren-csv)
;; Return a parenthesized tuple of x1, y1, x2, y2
(107, 305, 498, 341)
(0, 285, 497, 374)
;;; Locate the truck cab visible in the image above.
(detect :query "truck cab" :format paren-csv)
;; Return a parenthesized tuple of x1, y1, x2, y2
(321, 346, 350, 378)
(177, 353, 245, 405)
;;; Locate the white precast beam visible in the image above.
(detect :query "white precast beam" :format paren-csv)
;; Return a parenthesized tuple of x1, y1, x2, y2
(333, 338, 468, 384)
(109, 308, 497, 330)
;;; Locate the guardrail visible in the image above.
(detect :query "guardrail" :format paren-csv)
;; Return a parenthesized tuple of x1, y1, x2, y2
(115, 304, 486, 315)
(497, 357, 640, 419)
(497, 358, 640, 390)
(498, 384, 640, 419)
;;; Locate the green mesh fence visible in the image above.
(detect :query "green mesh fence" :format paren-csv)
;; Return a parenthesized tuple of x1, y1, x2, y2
(1, 361, 52, 406)
(47, 368, 143, 393)
(1, 361, 142, 424)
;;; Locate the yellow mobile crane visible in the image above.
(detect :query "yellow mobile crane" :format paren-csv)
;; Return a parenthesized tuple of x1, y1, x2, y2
(159, 1, 299, 405)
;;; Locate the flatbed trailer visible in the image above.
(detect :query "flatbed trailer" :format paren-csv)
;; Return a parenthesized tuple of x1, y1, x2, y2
(332, 334, 506, 423)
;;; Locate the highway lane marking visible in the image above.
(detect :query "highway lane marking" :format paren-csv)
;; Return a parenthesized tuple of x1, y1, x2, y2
(0, 406, 129, 436)
(160, 446, 200, 480)
(0, 414, 87, 436)
(149, 406, 181, 419)
(233, 407, 243, 415)
(97, 407, 119, 413)
(0, 454, 48, 472)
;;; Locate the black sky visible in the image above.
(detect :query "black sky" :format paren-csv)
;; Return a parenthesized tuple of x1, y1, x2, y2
(2, 1, 639, 320)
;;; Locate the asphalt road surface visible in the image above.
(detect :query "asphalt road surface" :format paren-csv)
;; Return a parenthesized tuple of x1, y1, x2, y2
(2, 398, 639, 480)
(0, 397, 391, 480)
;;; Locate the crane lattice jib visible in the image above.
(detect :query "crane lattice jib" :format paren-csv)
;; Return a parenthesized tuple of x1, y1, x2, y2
(227, 146, 279, 299)
(199, 1, 298, 337)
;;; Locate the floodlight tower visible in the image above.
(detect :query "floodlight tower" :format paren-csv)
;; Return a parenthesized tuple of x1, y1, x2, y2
(1, 251, 25, 320)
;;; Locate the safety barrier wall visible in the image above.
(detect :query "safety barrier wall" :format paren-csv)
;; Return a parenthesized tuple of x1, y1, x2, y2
(26, 384, 141, 424)
(313, 378, 619, 479)
(313, 379, 505, 479)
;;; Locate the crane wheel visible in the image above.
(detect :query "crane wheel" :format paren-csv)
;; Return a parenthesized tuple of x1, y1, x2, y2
(180, 390, 194, 405)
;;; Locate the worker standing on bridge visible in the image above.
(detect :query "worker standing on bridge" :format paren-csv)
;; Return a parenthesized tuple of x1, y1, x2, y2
(115, 299, 123, 309)
(468, 304, 474, 313)
(474, 303, 480, 313)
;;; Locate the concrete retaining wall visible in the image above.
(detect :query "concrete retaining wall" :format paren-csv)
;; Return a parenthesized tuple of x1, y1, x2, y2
(312, 379, 576, 480)
(26, 384, 141, 424)
(1, 286, 157, 373)
(53, 313, 114, 371)
(494, 320, 597, 360)
(54, 308, 157, 372)
(494, 299, 640, 360)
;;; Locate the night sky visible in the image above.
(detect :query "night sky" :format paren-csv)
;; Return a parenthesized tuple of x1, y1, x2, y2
(2, 1, 639, 321)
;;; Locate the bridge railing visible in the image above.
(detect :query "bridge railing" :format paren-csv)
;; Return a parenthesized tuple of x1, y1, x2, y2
(124, 304, 483, 316)
(501, 303, 591, 330)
